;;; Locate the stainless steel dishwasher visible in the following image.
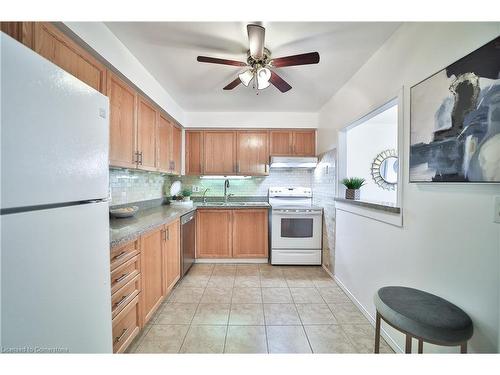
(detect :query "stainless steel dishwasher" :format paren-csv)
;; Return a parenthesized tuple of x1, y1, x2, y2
(180, 211, 196, 277)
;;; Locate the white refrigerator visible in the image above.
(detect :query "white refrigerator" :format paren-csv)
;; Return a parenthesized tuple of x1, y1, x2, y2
(0, 33, 112, 353)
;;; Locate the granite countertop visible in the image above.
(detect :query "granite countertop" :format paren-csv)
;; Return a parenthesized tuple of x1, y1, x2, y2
(109, 201, 270, 248)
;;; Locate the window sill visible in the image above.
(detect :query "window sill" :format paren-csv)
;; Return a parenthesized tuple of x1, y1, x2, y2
(334, 197, 402, 227)
(334, 197, 400, 214)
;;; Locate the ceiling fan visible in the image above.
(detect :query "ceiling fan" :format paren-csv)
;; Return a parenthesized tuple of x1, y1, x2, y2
(196, 24, 320, 93)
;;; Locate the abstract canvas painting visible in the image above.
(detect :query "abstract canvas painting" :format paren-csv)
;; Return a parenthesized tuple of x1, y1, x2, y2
(410, 36, 500, 182)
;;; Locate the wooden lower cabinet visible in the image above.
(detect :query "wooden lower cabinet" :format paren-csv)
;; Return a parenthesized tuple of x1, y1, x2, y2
(196, 208, 268, 259)
(232, 209, 269, 258)
(109, 219, 181, 353)
(112, 295, 141, 353)
(196, 209, 232, 258)
(163, 219, 181, 293)
(140, 227, 164, 325)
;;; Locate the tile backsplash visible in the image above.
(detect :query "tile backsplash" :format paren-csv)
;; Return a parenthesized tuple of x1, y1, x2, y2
(177, 169, 312, 197)
(312, 149, 337, 274)
(109, 168, 170, 206)
(109, 168, 313, 206)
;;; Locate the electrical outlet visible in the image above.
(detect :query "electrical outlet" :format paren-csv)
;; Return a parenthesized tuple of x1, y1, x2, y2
(192, 186, 200, 193)
(494, 197, 500, 224)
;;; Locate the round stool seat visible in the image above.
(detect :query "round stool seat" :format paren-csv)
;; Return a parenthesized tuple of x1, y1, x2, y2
(374, 286, 473, 345)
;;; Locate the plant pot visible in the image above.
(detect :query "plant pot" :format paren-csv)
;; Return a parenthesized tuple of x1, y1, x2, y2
(345, 189, 360, 200)
(183, 197, 191, 201)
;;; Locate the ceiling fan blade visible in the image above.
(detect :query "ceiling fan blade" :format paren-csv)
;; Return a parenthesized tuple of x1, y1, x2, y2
(197, 56, 247, 67)
(269, 71, 292, 93)
(271, 52, 320, 68)
(223, 77, 242, 90)
(247, 24, 265, 59)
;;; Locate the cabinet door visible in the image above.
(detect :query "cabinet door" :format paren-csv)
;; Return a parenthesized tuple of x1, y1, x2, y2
(108, 72, 137, 168)
(33, 22, 106, 94)
(232, 209, 268, 258)
(270, 130, 293, 156)
(203, 131, 236, 174)
(163, 220, 180, 293)
(0, 22, 34, 48)
(140, 228, 164, 325)
(196, 210, 232, 258)
(170, 124, 182, 175)
(237, 131, 269, 175)
(185, 131, 204, 175)
(157, 114, 172, 173)
(137, 96, 158, 171)
(293, 130, 316, 156)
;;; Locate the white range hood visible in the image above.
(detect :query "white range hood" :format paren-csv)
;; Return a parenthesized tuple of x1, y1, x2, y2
(270, 156, 318, 169)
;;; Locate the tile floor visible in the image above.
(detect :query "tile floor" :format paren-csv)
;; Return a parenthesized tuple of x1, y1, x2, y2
(127, 263, 393, 354)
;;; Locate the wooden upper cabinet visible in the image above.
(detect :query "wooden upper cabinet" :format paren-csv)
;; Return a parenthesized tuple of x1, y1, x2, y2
(232, 209, 269, 258)
(270, 129, 316, 156)
(157, 114, 172, 173)
(1, 22, 34, 48)
(185, 131, 204, 175)
(196, 210, 232, 258)
(140, 228, 164, 325)
(171, 125, 182, 175)
(163, 220, 180, 293)
(293, 130, 316, 156)
(237, 131, 269, 175)
(203, 131, 236, 175)
(32, 23, 106, 94)
(270, 130, 293, 156)
(137, 96, 158, 171)
(108, 72, 137, 169)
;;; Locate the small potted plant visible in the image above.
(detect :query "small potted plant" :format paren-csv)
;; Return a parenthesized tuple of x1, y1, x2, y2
(181, 188, 192, 201)
(341, 177, 365, 200)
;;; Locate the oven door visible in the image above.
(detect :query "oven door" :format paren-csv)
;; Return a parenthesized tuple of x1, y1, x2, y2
(272, 209, 322, 249)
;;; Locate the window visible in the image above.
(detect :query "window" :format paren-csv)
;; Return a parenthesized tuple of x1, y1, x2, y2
(342, 99, 399, 205)
(336, 95, 403, 227)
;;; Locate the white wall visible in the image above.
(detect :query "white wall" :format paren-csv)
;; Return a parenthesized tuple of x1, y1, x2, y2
(345, 105, 398, 203)
(318, 23, 500, 353)
(184, 111, 318, 128)
(63, 22, 185, 124)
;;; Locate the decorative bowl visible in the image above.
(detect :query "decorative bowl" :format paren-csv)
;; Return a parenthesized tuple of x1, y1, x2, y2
(109, 206, 139, 218)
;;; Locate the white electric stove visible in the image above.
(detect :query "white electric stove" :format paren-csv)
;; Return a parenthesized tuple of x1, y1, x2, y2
(269, 187, 323, 265)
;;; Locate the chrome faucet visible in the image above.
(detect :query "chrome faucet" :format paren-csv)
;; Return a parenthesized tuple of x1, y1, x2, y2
(223, 179, 231, 203)
(202, 188, 210, 203)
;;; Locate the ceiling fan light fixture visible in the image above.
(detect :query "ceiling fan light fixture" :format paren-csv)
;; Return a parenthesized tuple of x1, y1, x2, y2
(256, 67, 271, 90)
(238, 70, 254, 87)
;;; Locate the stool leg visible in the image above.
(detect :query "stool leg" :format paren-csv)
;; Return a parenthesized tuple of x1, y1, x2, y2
(374, 311, 381, 354)
(460, 342, 467, 354)
(405, 334, 412, 353)
(418, 339, 423, 354)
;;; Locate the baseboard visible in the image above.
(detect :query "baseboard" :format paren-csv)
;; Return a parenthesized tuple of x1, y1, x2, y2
(333, 275, 403, 354)
(194, 258, 269, 264)
(322, 264, 334, 278)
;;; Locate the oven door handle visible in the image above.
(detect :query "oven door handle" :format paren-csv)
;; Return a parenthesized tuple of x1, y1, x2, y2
(273, 211, 322, 216)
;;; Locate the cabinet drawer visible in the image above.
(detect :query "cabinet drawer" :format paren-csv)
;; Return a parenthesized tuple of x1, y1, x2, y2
(111, 255, 140, 294)
(111, 273, 141, 319)
(110, 239, 140, 270)
(112, 294, 140, 353)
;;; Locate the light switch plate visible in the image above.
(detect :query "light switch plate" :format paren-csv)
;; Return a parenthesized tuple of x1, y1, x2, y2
(192, 186, 200, 193)
(494, 197, 500, 224)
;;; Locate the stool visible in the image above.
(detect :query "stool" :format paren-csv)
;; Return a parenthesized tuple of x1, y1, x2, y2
(374, 286, 473, 353)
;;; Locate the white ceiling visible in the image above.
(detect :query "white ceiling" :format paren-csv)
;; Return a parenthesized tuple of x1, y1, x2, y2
(105, 22, 400, 112)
